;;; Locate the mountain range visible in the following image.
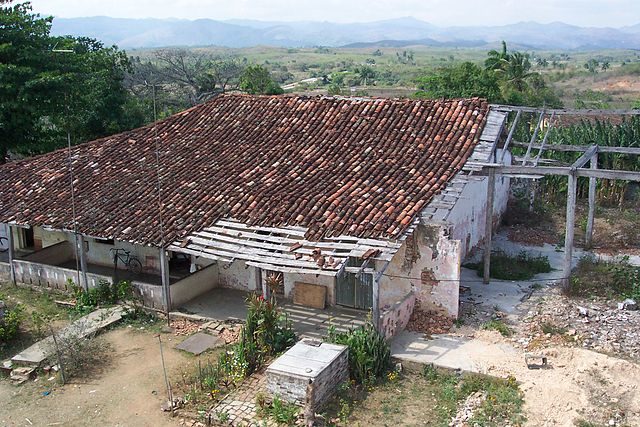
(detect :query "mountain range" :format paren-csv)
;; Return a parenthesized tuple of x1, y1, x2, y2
(50, 16, 640, 50)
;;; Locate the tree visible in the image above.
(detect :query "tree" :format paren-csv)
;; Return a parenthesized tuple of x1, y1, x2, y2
(355, 65, 377, 86)
(0, 1, 144, 160)
(584, 59, 600, 75)
(238, 65, 284, 95)
(601, 61, 610, 72)
(485, 41, 510, 71)
(415, 62, 503, 102)
(496, 51, 535, 92)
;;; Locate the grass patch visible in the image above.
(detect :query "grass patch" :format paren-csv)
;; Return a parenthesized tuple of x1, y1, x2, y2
(256, 395, 300, 425)
(481, 320, 513, 337)
(0, 283, 74, 360)
(324, 366, 525, 426)
(568, 256, 640, 300)
(465, 251, 552, 281)
(540, 322, 567, 336)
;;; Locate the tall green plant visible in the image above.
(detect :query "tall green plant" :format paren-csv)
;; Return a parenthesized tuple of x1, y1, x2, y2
(326, 320, 391, 385)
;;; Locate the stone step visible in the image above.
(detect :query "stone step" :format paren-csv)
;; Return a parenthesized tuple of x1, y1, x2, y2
(0, 360, 13, 377)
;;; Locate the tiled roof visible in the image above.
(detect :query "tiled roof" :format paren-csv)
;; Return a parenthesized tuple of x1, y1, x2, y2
(0, 95, 489, 246)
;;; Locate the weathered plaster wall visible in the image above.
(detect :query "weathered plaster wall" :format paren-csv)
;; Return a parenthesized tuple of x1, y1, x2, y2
(33, 226, 68, 249)
(379, 292, 416, 339)
(170, 264, 220, 308)
(0, 262, 10, 282)
(447, 173, 510, 259)
(378, 224, 461, 318)
(217, 259, 258, 291)
(84, 238, 161, 274)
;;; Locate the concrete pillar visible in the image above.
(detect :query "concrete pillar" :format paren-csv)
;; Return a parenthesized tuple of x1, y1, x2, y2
(78, 235, 89, 291)
(7, 225, 16, 285)
(160, 248, 171, 312)
(483, 169, 496, 284)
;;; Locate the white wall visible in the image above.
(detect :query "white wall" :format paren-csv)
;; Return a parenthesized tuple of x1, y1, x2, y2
(84, 238, 161, 274)
(447, 173, 510, 260)
(170, 263, 220, 307)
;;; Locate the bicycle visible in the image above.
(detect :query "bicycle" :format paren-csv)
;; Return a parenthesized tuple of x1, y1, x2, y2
(110, 248, 143, 275)
(0, 236, 7, 253)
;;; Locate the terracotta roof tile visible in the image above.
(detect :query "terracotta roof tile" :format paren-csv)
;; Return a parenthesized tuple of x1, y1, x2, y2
(0, 95, 488, 246)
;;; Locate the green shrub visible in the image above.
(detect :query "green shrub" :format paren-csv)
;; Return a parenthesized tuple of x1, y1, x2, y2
(327, 320, 391, 385)
(257, 395, 300, 425)
(481, 320, 513, 337)
(0, 304, 22, 342)
(569, 256, 640, 300)
(72, 279, 136, 313)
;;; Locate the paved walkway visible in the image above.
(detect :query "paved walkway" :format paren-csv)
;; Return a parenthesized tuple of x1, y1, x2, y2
(178, 288, 366, 339)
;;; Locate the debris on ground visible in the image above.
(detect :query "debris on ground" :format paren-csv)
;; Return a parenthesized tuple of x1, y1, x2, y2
(515, 288, 640, 359)
(170, 318, 202, 336)
(449, 391, 487, 427)
(406, 304, 453, 335)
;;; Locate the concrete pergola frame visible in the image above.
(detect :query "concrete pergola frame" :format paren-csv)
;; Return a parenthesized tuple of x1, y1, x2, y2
(471, 106, 640, 290)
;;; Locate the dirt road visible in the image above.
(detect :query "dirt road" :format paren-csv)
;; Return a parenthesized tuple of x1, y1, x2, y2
(0, 327, 191, 427)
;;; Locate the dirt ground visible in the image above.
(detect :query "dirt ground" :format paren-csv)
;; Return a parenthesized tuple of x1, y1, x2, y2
(0, 327, 190, 427)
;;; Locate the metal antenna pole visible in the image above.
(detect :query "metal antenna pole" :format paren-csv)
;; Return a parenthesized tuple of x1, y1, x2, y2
(149, 81, 170, 326)
(157, 334, 174, 416)
(67, 130, 82, 289)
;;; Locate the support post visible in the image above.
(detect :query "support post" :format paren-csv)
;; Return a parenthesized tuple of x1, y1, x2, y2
(160, 248, 171, 322)
(483, 169, 496, 284)
(372, 272, 380, 330)
(7, 225, 16, 286)
(563, 172, 578, 291)
(76, 234, 89, 291)
(585, 153, 598, 249)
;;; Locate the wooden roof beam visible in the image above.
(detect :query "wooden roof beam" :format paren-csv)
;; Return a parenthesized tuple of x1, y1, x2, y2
(571, 145, 599, 170)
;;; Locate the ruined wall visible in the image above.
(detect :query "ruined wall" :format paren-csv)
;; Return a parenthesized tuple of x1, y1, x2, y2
(20, 241, 74, 265)
(378, 224, 462, 318)
(447, 168, 511, 259)
(0, 224, 7, 252)
(0, 262, 10, 282)
(83, 238, 161, 274)
(379, 291, 416, 339)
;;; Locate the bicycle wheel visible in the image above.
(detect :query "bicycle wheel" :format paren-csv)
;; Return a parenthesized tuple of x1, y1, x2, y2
(0, 237, 8, 253)
(127, 257, 143, 275)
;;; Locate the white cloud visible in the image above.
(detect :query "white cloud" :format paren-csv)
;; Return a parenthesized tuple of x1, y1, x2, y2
(29, 0, 640, 27)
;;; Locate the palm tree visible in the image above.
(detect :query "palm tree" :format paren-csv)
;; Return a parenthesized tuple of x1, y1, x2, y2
(496, 52, 535, 92)
(485, 41, 510, 70)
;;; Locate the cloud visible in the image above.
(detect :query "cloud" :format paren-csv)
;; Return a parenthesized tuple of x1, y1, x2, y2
(29, 0, 640, 27)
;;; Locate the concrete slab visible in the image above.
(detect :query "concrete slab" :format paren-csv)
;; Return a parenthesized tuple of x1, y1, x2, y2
(391, 330, 519, 374)
(11, 306, 125, 366)
(175, 332, 222, 355)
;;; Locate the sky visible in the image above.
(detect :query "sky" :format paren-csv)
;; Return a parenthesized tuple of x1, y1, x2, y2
(29, 0, 639, 28)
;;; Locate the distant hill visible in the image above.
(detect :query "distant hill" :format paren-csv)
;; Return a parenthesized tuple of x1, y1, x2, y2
(50, 16, 640, 50)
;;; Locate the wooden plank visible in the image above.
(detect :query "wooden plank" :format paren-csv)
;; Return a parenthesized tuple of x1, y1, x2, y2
(483, 169, 495, 285)
(7, 225, 15, 285)
(293, 282, 327, 309)
(167, 246, 233, 263)
(571, 145, 599, 170)
(532, 112, 556, 167)
(215, 219, 308, 237)
(491, 105, 640, 116)
(563, 173, 577, 291)
(245, 261, 337, 276)
(499, 110, 522, 163)
(585, 153, 598, 249)
(511, 141, 640, 155)
(522, 112, 545, 166)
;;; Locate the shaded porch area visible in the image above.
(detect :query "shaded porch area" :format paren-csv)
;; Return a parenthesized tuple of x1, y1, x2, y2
(176, 288, 367, 339)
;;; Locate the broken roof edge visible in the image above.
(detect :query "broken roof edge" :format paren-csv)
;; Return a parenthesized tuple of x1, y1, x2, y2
(168, 217, 402, 277)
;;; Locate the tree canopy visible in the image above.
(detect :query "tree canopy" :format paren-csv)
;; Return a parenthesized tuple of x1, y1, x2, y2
(0, 1, 144, 161)
(239, 65, 284, 95)
(415, 42, 562, 108)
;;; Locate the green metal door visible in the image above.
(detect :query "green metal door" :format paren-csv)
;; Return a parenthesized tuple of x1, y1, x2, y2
(336, 258, 373, 310)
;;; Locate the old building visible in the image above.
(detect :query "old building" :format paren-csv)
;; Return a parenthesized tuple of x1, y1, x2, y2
(0, 95, 510, 337)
